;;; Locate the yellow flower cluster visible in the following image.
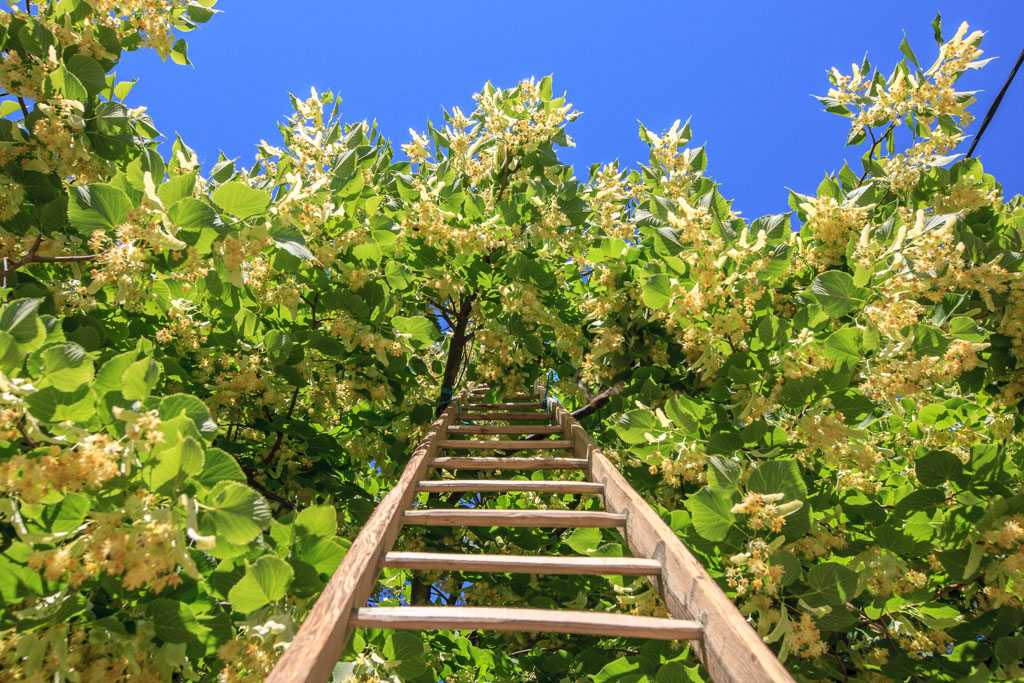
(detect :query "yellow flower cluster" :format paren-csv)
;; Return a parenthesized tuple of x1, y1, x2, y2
(798, 196, 872, 270)
(0, 436, 120, 504)
(216, 638, 279, 683)
(0, 625, 163, 683)
(28, 494, 188, 592)
(730, 492, 800, 533)
(726, 539, 784, 597)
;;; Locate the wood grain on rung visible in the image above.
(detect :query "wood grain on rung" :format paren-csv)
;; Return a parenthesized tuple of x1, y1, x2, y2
(351, 607, 702, 640)
(416, 480, 603, 494)
(266, 384, 480, 683)
(383, 552, 661, 575)
(438, 439, 571, 450)
(461, 411, 552, 420)
(429, 456, 586, 470)
(446, 425, 562, 435)
(402, 509, 625, 527)
(463, 402, 543, 409)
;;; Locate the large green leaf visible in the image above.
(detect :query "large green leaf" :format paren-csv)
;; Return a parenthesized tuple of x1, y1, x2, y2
(810, 271, 867, 318)
(227, 556, 294, 614)
(68, 184, 133, 233)
(295, 505, 337, 538)
(393, 315, 441, 348)
(145, 599, 199, 644)
(642, 273, 672, 309)
(121, 357, 161, 401)
(685, 487, 735, 541)
(206, 482, 272, 545)
(35, 343, 93, 392)
(211, 181, 270, 219)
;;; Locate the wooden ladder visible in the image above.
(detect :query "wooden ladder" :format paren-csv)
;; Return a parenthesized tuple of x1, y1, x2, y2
(268, 384, 794, 683)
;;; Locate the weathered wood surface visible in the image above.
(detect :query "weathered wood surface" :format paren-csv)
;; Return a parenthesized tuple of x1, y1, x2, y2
(446, 425, 562, 435)
(429, 456, 587, 470)
(463, 402, 543, 409)
(545, 398, 796, 683)
(266, 386, 470, 683)
(459, 411, 553, 420)
(403, 509, 626, 528)
(416, 480, 603, 494)
(437, 439, 572, 450)
(383, 552, 661, 575)
(352, 607, 703, 640)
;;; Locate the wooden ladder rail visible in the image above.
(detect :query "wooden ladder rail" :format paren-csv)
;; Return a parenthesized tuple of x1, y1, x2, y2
(267, 383, 475, 683)
(541, 387, 795, 683)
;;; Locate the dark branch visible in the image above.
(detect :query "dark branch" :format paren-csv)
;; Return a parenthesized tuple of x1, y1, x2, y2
(967, 46, 1024, 158)
(1, 237, 100, 287)
(570, 382, 624, 421)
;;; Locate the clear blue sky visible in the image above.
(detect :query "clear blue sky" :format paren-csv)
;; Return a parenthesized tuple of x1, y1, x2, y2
(121, 1, 1024, 220)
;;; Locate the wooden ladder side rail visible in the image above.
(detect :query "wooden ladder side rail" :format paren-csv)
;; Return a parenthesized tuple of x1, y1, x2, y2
(267, 384, 475, 683)
(545, 396, 796, 683)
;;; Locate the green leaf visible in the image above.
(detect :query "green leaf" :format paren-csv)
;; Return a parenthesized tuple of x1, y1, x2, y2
(613, 409, 658, 444)
(0, 298, 45, 348)
(121, 357, 161, 400)
(685, 487, 734, 541)
(145, 599, 199, 644)
(949, 316, 988, 342)
(65, 55, 107, 98)
(196, 448, 246, 487)
(802, 562, 858, 607)
(207, 482, 272, 545)
(899, 35, 920, 69)
(916, 450, 963, 487)
(270, 224, 314, 260)
(657, 661, 701, 683)
(36, 343, 93, 392)
(748, 459, 809, 539)
(932, 12, 944, 45)
(295, 505, 337, 538)
(264, 330, 294, 365)
(642, 273, 672, 309)
(592, 656, 642, 683)
(995, 635, 1024, 665)
(393, 315, 441, 348)
(227, 556, 294, 614)
(211, 181, 269, 220)
(384, 632, 428, 679)
(159, 393, 218, 438)
(46, 64, 87, 102)
(810, 271, 867, 318)
(565, 526, 601, 555)
(68, 184, 133, 233)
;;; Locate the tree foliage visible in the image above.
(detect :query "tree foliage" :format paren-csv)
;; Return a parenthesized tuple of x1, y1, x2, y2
(1, 2, 1023, 681)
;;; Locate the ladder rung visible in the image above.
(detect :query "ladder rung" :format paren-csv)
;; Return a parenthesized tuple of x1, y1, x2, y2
(402, 509, 625, 527)
(463, 403, 543, 409)
(447, 425, 562, 435)
(416, 480, 603, 494)
(438, 439, 571, 450)
(383, 552, 661, 576)
(430, 457, 586, 470)
(351, 607, 703, 640)
(462, 412, 552, 420)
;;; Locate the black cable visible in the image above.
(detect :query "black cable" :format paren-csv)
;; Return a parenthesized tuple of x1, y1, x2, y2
(966, 45, 1024, 158)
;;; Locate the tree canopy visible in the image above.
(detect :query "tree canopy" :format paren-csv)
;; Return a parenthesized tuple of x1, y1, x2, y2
(1, 2, 1023, 681)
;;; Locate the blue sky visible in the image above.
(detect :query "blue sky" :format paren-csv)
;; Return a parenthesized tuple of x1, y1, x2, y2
(121, 1, 1023, 221)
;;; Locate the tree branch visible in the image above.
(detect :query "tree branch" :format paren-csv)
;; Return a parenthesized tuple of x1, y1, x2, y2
(570, 382, 624, 421)
(1, 237, 100, 287)
(245, 469, 296, 510)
